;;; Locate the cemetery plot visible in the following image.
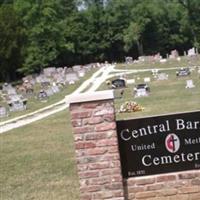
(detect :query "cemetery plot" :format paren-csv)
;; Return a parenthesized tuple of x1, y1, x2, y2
(176, 68, 191, 77)
(98, 64, 200, 120)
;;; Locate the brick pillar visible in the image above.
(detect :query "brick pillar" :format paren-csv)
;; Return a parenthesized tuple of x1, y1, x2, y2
(69, 90, 125, 200)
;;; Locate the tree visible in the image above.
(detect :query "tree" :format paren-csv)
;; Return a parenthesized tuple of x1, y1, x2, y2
(14, 0, 75, 74)
(178, 0, 200, 50)
(0, 4, 24, 81)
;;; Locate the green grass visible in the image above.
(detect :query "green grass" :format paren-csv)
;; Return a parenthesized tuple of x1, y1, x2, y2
(117, 55, 200, 70)
(1, 58, 200, 200)
(99, 64, 200, 120)
(0, 110, 79, 200)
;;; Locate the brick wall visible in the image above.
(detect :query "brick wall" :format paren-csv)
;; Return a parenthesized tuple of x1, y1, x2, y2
(70, 96, 125, 200)
(127, 171, 200, 200)
(69, 91, 200, 200)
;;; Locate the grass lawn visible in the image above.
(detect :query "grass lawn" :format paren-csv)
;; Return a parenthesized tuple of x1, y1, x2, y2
(116, 56, 200, 70)
(99, 58, 200, 120)
(1, 57, 200, 200)
(0, 110, 79, 200)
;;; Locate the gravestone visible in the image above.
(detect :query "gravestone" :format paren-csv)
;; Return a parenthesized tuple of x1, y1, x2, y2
(169, 49, 179, 59)
(111, 79, 126, 88)
(157, 73, 168, 80)
(127, 79, 135, 84)
(7, 87, 17, 95)
(160, 58, 167, 63)
(8, 95, 27, 112)
(0, 106, 8, 118)
(188, 47, 196, 57)
(144, 77, 151, 83)
(66, 73, 79, 84)
(151, 69, 159, 78)
(9, 101, 26, 112)
(52, 85, 60, 93)
(125, 56, 133, 64)
(37, 90, 48, 101)
(77, 69, 85, 77)
(45, 87, 54, 96)
(185, 80, 195, 89)
(134, 88, 149, 97)
(72, 65, 82, 72)
(43, 67, 56, 77)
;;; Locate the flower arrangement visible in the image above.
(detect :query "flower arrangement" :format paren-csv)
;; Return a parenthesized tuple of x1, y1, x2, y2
(119, 101, 143, 113)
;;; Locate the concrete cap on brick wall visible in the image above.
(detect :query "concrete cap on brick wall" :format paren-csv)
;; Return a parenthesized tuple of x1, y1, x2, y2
(68, 90, 114, 104)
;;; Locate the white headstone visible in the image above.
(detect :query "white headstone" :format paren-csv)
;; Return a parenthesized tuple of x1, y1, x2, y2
(127, 79, 135, 84)
(66, 73, 79, 84)
(9, 100, 26, 112)
(0, 106, 8, 118)
(157, 73, 168, 80)
(144, 77, 151, 83)
(135, 88, 148, 97)
(188, 47, 196, 57)
(185, 80, 195, 89)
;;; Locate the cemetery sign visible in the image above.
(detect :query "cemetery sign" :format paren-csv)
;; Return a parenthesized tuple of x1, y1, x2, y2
(117, 111, 200, 178)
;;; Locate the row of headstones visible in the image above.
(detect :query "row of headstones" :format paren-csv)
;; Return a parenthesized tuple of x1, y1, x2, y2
(112, 68, 198, 98)
(125, 47, 198, 64)
(0, 63, 106, 118)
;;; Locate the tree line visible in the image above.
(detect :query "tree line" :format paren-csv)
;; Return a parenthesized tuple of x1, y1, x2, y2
(0, 0, 200, 81)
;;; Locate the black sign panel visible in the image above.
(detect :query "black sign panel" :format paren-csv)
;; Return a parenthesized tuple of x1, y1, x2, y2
(117, 111, 200, 178)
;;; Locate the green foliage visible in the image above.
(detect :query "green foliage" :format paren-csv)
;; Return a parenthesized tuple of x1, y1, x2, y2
(0, 0, 200, 79)
(0, 4, 24, 81)
(14, 0, 75, 74)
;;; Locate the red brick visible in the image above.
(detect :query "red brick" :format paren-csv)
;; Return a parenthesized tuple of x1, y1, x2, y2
(71, 111, 92, 119)
(157, 175, 176, 182)
(79, 171, 99, 178)
(82, 102, 99, 108)
(190, 193, 200, 200)
(97, 138, 118, 147)
(90, 177, 111, 185)
(179, 172, 196, 179)
(84, 117, 104, 125)
(95, 122, 116, 132)
(74, 134, 84, 142)
(128, 186, 145, 193)
(80, 185, 101, 192)
(179, 186, 200, 194)
(94, 107, 115, 116)
(159, 189, 177, 196)
(147, 183, 164, 191)
(71, 119, 82, 127)
(85, 132, 109, 140)
(86, 148, 107, 156)
(135, 177, 155, 186)
(105, 183, 123, 190)
(191, 179, 200, 185)
(75, 141, 96, 149)
(103, 114, 115, 122)
(100, 168, 121, 176)
(74, 126, 94, 134)
(80, 194, 92, 200)
(135, 191, 157, 199)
